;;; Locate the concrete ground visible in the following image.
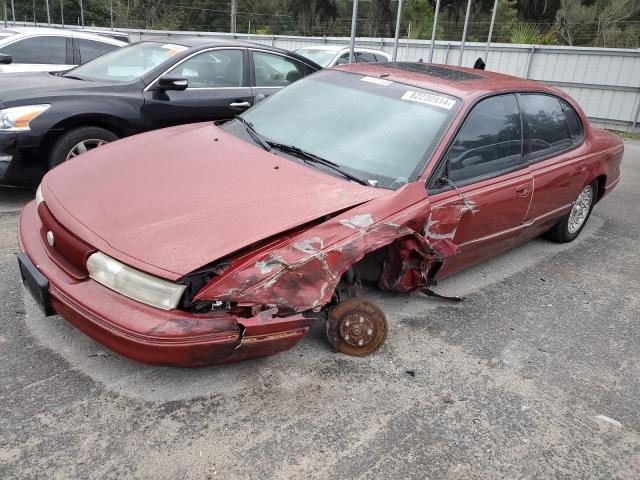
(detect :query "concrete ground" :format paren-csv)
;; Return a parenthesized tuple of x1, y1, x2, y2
(1, 141, 638, 479)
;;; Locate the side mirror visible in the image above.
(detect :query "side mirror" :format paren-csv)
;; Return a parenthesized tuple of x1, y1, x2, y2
(335, 57, 349, 65)
(157, 76, 188, 91)
(254, 93, 266, 104)
(0, 54, 12, 65)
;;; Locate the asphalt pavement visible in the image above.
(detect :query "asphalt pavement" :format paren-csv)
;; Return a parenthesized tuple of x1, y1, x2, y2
(1, 140, 638, 479)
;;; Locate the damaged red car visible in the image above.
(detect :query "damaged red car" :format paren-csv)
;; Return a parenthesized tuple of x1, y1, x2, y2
(18, 63, 623, 366)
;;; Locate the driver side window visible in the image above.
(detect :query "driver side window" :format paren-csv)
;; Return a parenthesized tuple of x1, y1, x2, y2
(447, 94, 524, 183)
(167, 49, 244, 88)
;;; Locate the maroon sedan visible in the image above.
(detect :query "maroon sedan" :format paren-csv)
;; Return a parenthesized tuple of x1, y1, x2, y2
(18, 63, 623, 366)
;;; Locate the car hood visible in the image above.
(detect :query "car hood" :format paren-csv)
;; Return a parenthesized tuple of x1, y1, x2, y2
(0, 71, 131, 105)
(42, 123, 389, 280)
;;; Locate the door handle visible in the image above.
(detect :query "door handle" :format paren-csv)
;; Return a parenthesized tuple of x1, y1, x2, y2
(230, 101, 251, 109)
(515, 184, 530, 197)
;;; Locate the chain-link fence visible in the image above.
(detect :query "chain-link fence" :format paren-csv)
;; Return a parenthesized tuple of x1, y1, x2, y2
(3, 1, 639, 48)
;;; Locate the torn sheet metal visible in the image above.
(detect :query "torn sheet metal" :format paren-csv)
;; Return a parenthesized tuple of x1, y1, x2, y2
(195, 183, 472, 313)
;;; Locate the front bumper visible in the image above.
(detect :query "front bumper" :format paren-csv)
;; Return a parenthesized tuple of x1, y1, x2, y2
(0, 132, 45, 186)
(18, 201, 313, 367)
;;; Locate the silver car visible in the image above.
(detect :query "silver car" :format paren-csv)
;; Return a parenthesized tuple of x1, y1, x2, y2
(0, 27, 126, 74)
(294, 45, 391, 68)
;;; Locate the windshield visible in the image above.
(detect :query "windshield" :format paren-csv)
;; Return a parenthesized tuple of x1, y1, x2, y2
(235, 70, 459, 189)
(65, 41, 188, 82)
(294, 48, 338, 67)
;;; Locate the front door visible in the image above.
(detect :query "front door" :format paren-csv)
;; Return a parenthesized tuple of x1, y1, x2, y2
(143, 48, 254, 129)
(427, 94, 533, 278)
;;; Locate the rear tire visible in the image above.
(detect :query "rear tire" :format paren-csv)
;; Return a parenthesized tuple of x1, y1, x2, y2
(544, 180, 597, 243)
(47, 126, 118, 170)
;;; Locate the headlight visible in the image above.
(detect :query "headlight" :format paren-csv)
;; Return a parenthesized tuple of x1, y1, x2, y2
(0, 104, 50, 131)
(86, 252, 186, 310)
(35, 183, 44, 206)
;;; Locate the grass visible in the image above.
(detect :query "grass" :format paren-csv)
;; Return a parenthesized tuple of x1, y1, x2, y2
(608, 129, 640, 141)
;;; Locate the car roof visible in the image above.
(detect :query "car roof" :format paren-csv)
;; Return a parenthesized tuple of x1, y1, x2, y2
(0, 26, 126, 45)
(139, 36, 322, 69)
(296, 45, 389, 56)
(335, 62, 562, 101)
(142, 36, 278, 49)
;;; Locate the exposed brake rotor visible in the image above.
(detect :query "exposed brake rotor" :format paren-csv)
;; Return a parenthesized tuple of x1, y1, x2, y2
(326, 298, 388, 356)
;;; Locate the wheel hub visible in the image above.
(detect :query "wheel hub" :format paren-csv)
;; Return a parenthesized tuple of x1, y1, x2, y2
(326, 298, 388, 356)
(338, 313, 376, 348)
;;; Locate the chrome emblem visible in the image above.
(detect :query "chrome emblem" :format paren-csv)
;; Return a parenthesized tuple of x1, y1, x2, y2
(46, 231, 55, 247)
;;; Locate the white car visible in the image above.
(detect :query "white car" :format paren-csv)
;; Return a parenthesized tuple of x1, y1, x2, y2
(0, 27, 126, 74)
(294, 45, 391, 68)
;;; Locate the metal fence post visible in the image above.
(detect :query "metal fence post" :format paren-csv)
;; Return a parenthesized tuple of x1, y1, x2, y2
(392, 0, 403, 61)
(444, 42, 451, 64)
(525, 45, 536, 78)
(10, 0, 14, 25)
(3, 0, 6, 28)
(349, 0, 358, 63)
(79, 0, 84, 27)
(60, 0, 64, 26)
(230, 0, 237, 34)
(45, 0, 50, 25)
(110, 0, 114, 29)
(428, 0, 440, 63)
(484, 0, 498, 63)
(458, 0, 472, 66)
(32, 0, 36, 25)
(632, 94, 640, 130)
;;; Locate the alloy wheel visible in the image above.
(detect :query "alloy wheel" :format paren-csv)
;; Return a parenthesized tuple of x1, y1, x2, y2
(568, 184, 594, 234)
(66, 139, 109, 160)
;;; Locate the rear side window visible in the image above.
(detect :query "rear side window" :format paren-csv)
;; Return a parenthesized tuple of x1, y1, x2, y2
(447, 94, 523, 183)
(561, 101, 583, 143)
(521, 94, 572, 159)
(253, 52, 304, 87)
(78, 39, 119, 63)
(0, 36, 67, 64)
(374, 53, 388, 63)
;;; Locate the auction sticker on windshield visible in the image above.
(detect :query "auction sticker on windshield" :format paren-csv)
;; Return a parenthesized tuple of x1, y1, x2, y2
(161, 44, 189, 57)
(401, 91, 456, 110)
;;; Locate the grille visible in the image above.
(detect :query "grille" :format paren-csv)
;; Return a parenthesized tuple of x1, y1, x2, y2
(38, 203, 96, 279)
(385, 63, 484, 82)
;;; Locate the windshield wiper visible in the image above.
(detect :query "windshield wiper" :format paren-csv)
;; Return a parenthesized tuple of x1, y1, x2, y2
(61, 74, 88, 81)
(267, 142, 368, 186)
(235, 116, 271, 152)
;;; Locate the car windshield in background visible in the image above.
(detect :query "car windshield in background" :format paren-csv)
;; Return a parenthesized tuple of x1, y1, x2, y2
(65, 42, 188, 82)
(234, 70, 459, 189)
(294, 49, 338, 67)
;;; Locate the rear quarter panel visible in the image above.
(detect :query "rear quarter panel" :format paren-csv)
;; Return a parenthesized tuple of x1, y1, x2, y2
(588, 128, 624, 200)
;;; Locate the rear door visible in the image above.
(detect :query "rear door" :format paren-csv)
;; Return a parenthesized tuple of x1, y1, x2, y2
(427, 94, 533, 277)
(249, 50, 311, 101)
(520, 93, 588, 229)
(142, 48, 253, 128)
